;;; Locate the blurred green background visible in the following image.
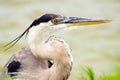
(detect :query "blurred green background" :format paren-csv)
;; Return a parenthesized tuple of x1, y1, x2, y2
(0, 0, 120, 80)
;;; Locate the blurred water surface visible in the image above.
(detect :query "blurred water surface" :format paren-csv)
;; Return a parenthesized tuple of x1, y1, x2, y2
(0, 0, 120, 79)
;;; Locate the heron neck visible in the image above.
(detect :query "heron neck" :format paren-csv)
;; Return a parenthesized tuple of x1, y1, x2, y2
(27, 24, 50, 57)
(28, 25, 73, 80)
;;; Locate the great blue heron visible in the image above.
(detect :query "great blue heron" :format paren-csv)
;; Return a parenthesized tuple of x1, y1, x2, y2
(1, 14, 111, 80)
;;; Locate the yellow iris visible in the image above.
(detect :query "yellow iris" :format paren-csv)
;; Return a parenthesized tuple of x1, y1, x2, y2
(51, 19, 57, 24)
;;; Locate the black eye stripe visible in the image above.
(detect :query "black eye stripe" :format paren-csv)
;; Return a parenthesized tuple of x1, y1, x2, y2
(31, 14, 59, 27)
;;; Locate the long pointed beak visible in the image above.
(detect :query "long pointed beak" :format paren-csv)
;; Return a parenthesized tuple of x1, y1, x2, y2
(62, 17, 111, 27)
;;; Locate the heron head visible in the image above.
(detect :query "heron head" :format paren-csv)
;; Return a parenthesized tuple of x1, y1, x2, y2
(30, 13, 111, 30)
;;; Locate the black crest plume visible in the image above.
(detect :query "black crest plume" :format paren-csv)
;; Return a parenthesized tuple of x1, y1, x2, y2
(4, 24, 31, 51)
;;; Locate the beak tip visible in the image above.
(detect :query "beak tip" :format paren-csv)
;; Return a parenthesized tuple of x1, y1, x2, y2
(103, 19, 112, 23)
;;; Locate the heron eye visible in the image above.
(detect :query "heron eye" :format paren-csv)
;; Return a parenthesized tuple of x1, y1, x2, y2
(51, 19, 57, 24)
